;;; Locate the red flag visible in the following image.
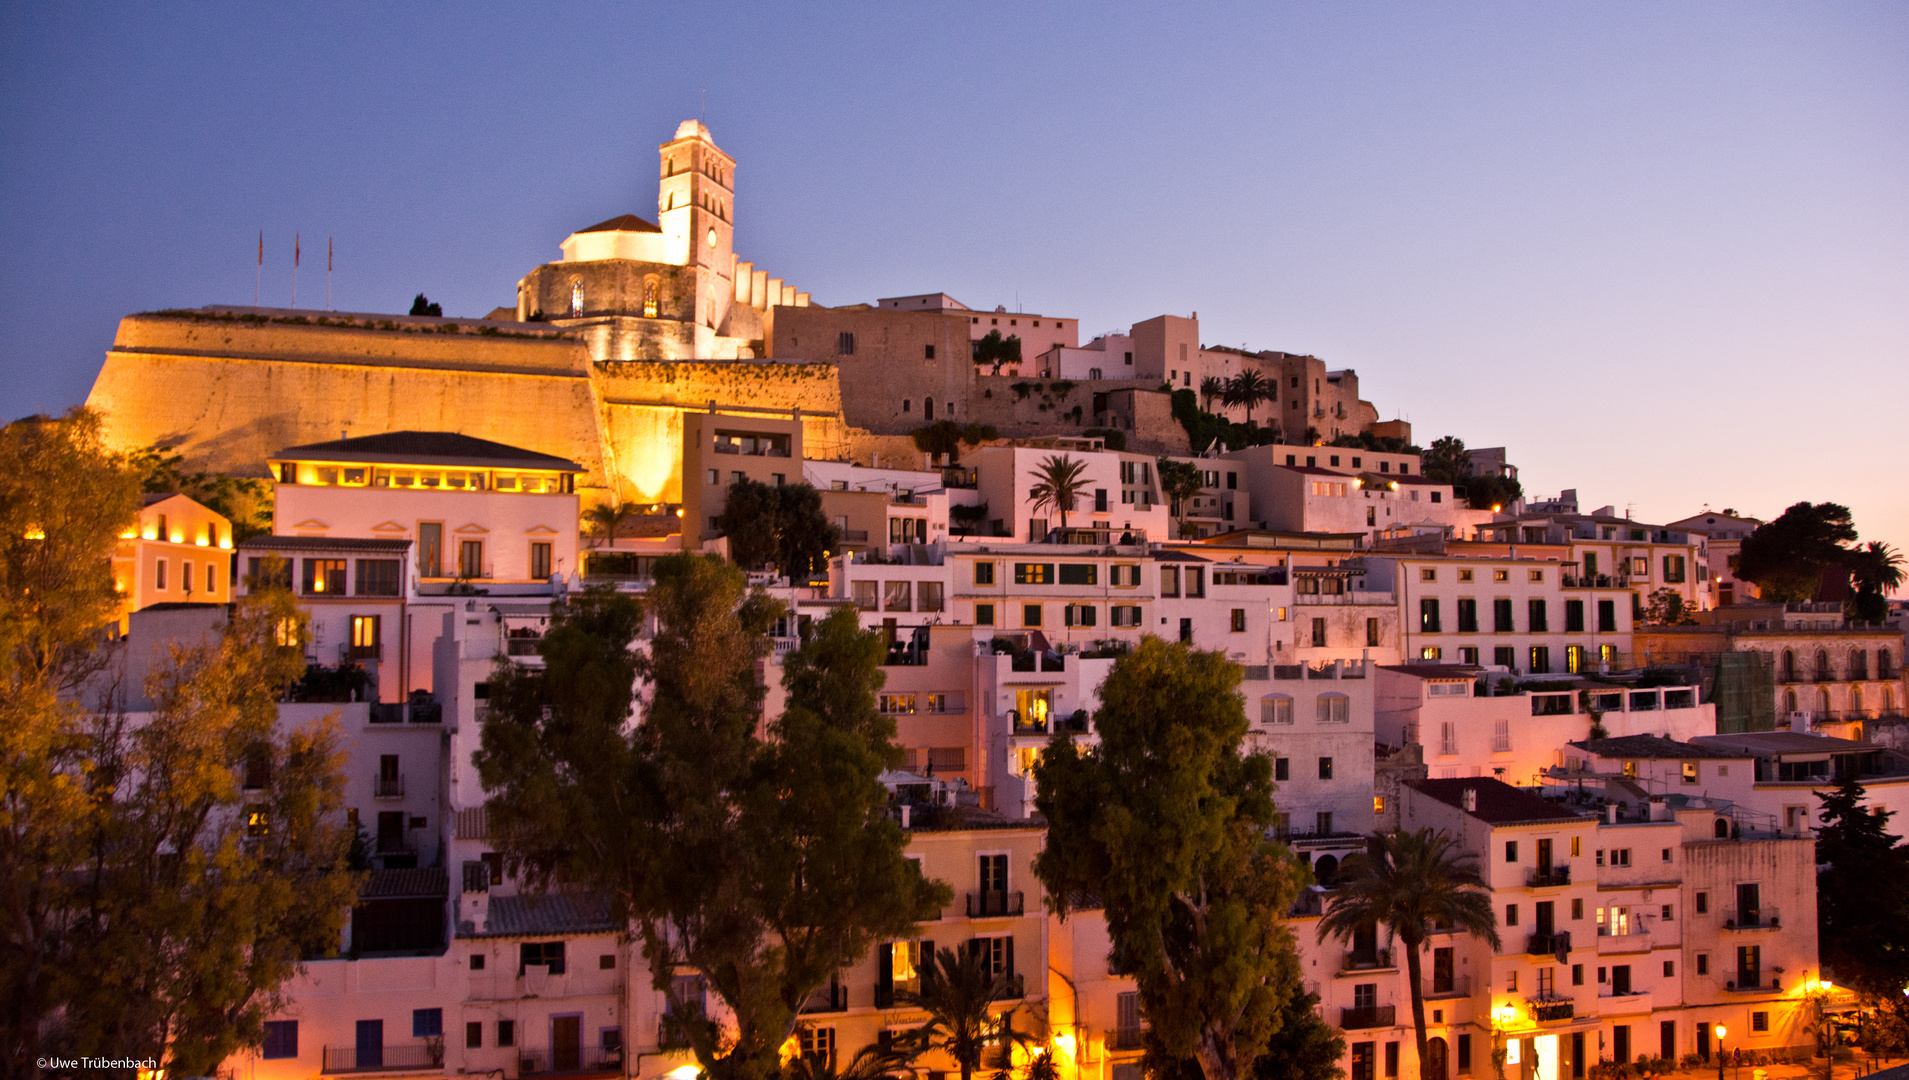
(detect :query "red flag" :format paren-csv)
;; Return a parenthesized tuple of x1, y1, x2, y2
(257, 231, 263, 266)
(295, 234, 301, 267)
(328, 236, 333, 273)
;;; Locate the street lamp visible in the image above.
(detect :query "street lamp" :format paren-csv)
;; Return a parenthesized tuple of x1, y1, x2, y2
(1714, 1025, 1727, 1080)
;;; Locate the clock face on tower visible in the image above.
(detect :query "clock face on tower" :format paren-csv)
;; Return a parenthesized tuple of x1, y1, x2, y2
(707, 228, 718, 248)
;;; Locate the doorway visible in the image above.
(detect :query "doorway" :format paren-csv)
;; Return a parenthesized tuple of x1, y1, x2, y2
(1426, 1038, 1449, 1080)
(552, 1015, 582, 1072)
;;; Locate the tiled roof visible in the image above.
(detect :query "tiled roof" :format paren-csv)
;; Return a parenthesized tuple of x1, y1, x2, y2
(1151, 549, 1212, 563)
(361, 866, 449, 899)
(1409, 778, 1588, 825)
(577, 213, 661, 234)
(272, 431, 583, 472)
(1693, 732, 1876, 755)
(240, 536, 412, 552)
(1571, 735, 1745, 760)
(1379, 664, 1483, 680)
(472, 892, 618, 938)
(1280, 465, 1345, 476)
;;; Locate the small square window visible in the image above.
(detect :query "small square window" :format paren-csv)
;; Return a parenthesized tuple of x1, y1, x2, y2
(975, 603, 995, 626)
(1663, 960, 1675, 977)
(1661, 905, 1673, 920)
(1752, 1012, 1769, 1033)
(1505, 841, 1518, 863)
(262, 1021, 299, 1060)
(1458, 568, 1474, 582)
(600, 954, 616, 970)
(1529, 570, 1544, 582)
(1695, 892, 1708, 914)
(1505, 904, 1519, 927)
(1696, 954, 1709, 975)
(1420, 568, 1437, 582)
(1571, 965, 1583, 986)
(413, 1008, 443, 1039)
(470, 953, 486, 971)
(1662, 848, 1672, 863)
(1493, 569, 1510, 582)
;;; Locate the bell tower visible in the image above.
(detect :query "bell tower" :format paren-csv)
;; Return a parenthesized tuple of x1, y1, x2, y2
(656, 120, 735, 274)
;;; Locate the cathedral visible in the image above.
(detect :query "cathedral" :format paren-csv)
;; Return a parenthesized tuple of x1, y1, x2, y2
(513, 119, 810, 363)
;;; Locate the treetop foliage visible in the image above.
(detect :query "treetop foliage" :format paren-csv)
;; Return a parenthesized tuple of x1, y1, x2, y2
(714, 478, 840, 581)
(1737, 501, 1859, 604)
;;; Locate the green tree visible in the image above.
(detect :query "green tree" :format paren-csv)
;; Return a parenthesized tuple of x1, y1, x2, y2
(1149, 987, 1346, 1080)
(409, 293, 442, 317)
(1737, 502, 1858, 603)
(582, 500, 644, 547)
(714, 479, 841, 581)
(1316, 829, 1501, 1080)
(1223, 370, 1274, 427)
(1421, 437, 1470, 486)
(477, 565, 943, 1080)
(1027, 455, 1090, 534)
(782, 1042, 916, 1080)
(1642, 588, 1697, 626)
(1846, 541, 1904, 624)
(1034, 637, 1306, 1080)
(1815, 780, 1909, 1011)
(1461, 473, 1523, 513)
(1200, 376, 1225, 412)
(902, 946, 1031, 1080)
(1157, 458, 1206, 540)
(974, 331, 1023, 374)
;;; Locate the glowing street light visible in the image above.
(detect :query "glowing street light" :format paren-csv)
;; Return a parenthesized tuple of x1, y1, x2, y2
(1714, 1025, 1727, 1080)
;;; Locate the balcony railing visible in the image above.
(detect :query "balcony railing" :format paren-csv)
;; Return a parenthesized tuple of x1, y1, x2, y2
(515, 1047, 623, 1076)
(1340, 1005, 1397, 1030)
(1724, 907, 1779, 930)
(506, 637, 544, 657)
(1526, 866, 1571, 887)
(1596, 927, 1651, 953)
(1423, 975, 1473, 999)
(322, 1043, 443, 1073)
(374, 774, 405, 799)
(1526, 994, 1575, 1022)
(1109, 1027, 1147, 1051)
(967, 890, 1024, 918)
(1010, 712, 1049, 736)
(1726, 977, 1780, 993)
(1525, 932, 1570, 956)
(1341, 949, 1394, 973)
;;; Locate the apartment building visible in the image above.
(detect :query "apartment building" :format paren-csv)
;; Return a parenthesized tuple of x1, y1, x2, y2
(239, 535, 415, 701)
(681, 411, 805, 547)
(1246, 660, 1378, 876)
(1224, 445, 1482, 544)
(1359, 550, 1635, 675)
(1479, 512, 1708, 618)
(971, 445, 1169, 543)
(110, 491, 235, 629)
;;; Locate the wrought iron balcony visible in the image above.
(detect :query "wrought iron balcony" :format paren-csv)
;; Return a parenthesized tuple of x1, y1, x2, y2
(967, 890, 1024, 918)
(1340, 1005, 1397, 1030)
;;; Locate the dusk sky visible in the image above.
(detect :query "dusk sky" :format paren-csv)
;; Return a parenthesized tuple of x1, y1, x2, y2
(2, 3, 1904, 552)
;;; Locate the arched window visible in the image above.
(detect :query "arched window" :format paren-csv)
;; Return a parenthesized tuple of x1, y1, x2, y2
(1784, 689, 1798, 717)
(1852, 685, 1865, 718)
(1714, 818, 1730, 839)
(1815, 649, 1831, 682)
(1317, 693, 1351, 723)
(1884, 685, 1897, 716)
(569, 279, 584, 317)
(1782, 650, 1796, 682)
(1313, 854, 1340, 885)
(1817, 687, 1832, 716)
(1881, 649, 1896, 679)
(1261, 694, 1294, 725)
(1849, 649, 1868, 680)
(642, 280, 659, 319)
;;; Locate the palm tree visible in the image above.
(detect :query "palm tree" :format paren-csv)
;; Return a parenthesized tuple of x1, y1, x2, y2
(782, 1042, 916, 1080)
(1199, 375, 1226, 413)
(1156, 458, 1205, 540)
(1318, 829, 1501, 1080)
(1027, 454, 1089, 536)
(1223, 369, 1274, 427)
(1847, 541, 1905, 623)
(581, 500, 642, 548)
(901, 946, 1025, 1080)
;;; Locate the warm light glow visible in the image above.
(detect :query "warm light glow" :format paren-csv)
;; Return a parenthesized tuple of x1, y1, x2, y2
(1491, 504, 1502, 512)
(169, 532, 183, 543)
(1053, 1033, 1076, 1059)
(1714, 1025, 1727, 1039)
(675, 508, 684, 517)
(220, 537, 233, 549)
(669, 1067, 701, 1080)
(24, 524, 45, 540)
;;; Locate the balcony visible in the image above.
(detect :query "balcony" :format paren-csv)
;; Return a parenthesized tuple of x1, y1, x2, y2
(506, 637, 544, 657)
(1726, 977, 1781, 993)
(1526, 995, 1575, 1023)
(322, 1043, 443, 1073)
(515, 1047, 623, 1077)
(1526, 866, 1571, 887)
(374, 773, 405, 799)
(1109, 1027, 1147, 1051)
(1340, 1005, 1397, 1030)
(1598, 990, 1653, 1015)
(1724, 907, 1779, 930)
(967, 890, 1024, 918)
(1423, 975, 1473, 999)
(1010, 711, 1049, 736)
(1596, 928, 1652, 954)
(1341, 949, 1395, 973)
(1525, 932, 1570, 956)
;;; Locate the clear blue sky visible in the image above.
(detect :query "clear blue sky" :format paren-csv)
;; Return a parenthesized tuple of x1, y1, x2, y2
(3, 3, 1904, 551)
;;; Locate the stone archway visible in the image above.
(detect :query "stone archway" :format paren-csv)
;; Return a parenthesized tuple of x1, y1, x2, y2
(1427, 1037, 1449, 1080)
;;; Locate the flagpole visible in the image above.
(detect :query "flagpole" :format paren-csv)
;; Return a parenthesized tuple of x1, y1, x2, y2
(327, 236, 333, 311)
(256, 231, 263, 307)
(293, 233, 300, 309)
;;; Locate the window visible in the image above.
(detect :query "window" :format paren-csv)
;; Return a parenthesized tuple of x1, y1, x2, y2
(1494, 645, 1516, 670)
(1528, 599, 1548, 632)
(356, 559, 401, 596)
(1662, 847, 1673, 863)
(600, 953, 617, 970)
(1318, 694, 1350, 723)
(1023, 604, 1042, 627)
(1506, 904, 1519, 927)
(1275, 756, 1290, 780)
(1695, 891, 1707, 914)
(1161, 566, 1180, 597)
(1420, 598, 1441, 633)
(303, 558, 347, 595)
(1664, 555, 1686, 583)
(498, 1020, 516, 1048)
(1494, 569, 1510, 583)
(975, 561, 996, 585)
(1493, 598, 1514, 632)
(262, 1021, 299, 1060)
(521, 941, 566, 975)
(800, 1027, 835, 1067)
(1186, 568, 1204, 597)
(1318, 757, 1333, 780)
(1572, 965, 1584, 986)
(1440, 722, 1457, 755)
(837, 332, 855, 355)
(467, 1021, 483, 1049)
(975, 603, 995, 626)
(1421, 647, 1443, 660)
(1751, 1012, 1768, 1033)
(1663, 960, 1675, 977)
(1609, 849, 1631, 867)
(414, 1008, 443, 1039)
(1015, 563, 1053, 585)
(460, 540, 484, 579)
(925, 344, 936, 359)
(1457, 599, 1478, 633)
(1529, 646, 1550, 675)
(1064, 604, 1097, 627)
(530, 542, 553, 579)
(1564, 599, 1585, 632)
(181, 561, 194, 594)
(471, 953, 487, 970)
(1385, 1042, 1400, 1078)
(1421, 568, 1437, 582)
(350, 615, 381, 657)
(1311, 616, 1326, 646)
(1457, 1035, 1471, 1073)
(1059, 563, 1098, 585)
(1368, 618, 1382, 646)
(1598, 599, 1617, 632)
(1505, 841, 1519, 863)
(1263, 696, 1294, 725)
(1232, 609, 1248, 632)
(1695, 953, 1708, 975)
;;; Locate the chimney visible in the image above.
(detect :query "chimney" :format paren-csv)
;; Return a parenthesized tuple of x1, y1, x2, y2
(1607, 803, 1619, 824)
(1461, 788, 1477, 813)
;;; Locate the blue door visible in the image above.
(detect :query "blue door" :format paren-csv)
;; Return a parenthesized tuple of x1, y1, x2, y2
(357, 1019, 384, 1069)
